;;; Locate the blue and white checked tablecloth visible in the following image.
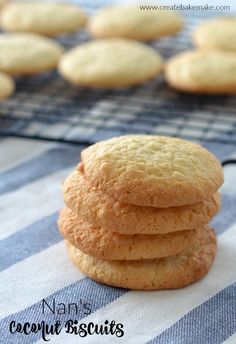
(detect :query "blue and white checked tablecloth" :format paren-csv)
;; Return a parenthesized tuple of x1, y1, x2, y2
(0, 136, 236, 344)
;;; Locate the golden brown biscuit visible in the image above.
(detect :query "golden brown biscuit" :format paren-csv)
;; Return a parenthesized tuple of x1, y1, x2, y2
(1, 3, 87, 36)
(81, 135, 223, 208)
(59, 207, 200, 260)
(58, 39, 163, 88)
(63, 169, 221, 234)
(193, 17, 236, 52)
(0, 71, 14, 99)
(0, 33, 64, 76)
(66, 226, 217, 290)
(88, 4, 184, 41)
(165, 50, 236, 94)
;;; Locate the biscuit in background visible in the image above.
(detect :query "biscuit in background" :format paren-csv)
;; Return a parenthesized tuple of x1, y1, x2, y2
(193, 17, 236, 52)
(0, 33, 64, 75)
(59, 39, 163, 88)
(165, 50, 236, 94)
(88, 4, 184, 41)
(0, 2, 87, 36)
(0, 71, 14, 99)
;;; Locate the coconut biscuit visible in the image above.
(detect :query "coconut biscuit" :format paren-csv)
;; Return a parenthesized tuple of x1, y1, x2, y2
(165, 50, 236, 94)
(193, 17, 236, 52)
(88, 4, 184, 41)
(0, 33, 64, 75)
(66, 226, 217, 290)
(1, 2, 87, 36)
(81, 135, 223, 208)
(59, 207, 201, 260)
(59, 39, 163, 88)
(63, 169, 220, 234)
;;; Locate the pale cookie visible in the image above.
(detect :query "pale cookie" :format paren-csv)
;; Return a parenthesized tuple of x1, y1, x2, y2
(81, 135, 223, 208)
(58, 39, 163, 88)
(0, 33, 64, 75)
(193, 17, 236, 52)
(88, 4, 184, 41)
(165, 50, 236, 94)
(59, 207, 200, 260)
(66, 226, 217, 290)
(0, 71, 14, 99)
(63, 169, 221, 235)
(1, 3, 87, 36)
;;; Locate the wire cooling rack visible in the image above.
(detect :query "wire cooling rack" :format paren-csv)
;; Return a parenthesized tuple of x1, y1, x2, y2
(0, 8, 236, 145)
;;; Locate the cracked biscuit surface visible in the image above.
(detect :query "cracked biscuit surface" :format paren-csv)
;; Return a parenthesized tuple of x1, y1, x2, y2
(63, 169, 221, 234)
(66, 226, 217, 290)
(165, 50, 236, 94)
(88, 4, 184, 41)
(59, 39, 163, 88)
(59, 207, 200, 260)
(81, 135, 223, 208)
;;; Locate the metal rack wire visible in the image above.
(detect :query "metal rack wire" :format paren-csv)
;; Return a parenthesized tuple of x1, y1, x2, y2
(0, 11, 236, 145)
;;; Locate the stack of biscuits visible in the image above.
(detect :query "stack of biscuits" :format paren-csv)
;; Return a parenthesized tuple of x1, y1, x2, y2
(58, 135, 224, 290)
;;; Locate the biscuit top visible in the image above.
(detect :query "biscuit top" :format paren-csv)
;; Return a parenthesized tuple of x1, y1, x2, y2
(59, 39, 163, 87)
(81, 135, 223, 208)
(88, 4, 184, 40)
(166, 50, 236, 91)
(0, 2, 87, 36)
(0, 71, 14, 99)
(193, 17, 236, 52)
(0, 33, 64, 75)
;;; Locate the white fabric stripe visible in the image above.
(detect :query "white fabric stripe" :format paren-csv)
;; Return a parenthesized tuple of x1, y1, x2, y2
(0, 167, 71, 240)
(222, 333, 236, 344)
(0, 241, 83, 320)
(0, 138, 53, 173)
(221, 164, 236, 195)
(41, 224, 236, 344)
